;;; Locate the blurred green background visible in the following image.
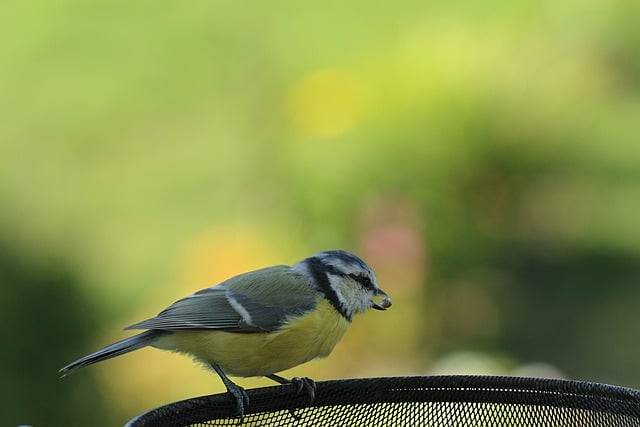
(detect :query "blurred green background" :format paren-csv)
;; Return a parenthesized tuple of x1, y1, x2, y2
(1, 1, 639, 425)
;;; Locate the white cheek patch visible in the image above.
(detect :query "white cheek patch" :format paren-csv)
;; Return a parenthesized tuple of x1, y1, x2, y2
(351, 288, 372, 313)
(226, 294, 255, 327)
(327, 274, 349, 306)
(328, 274, 371, 315)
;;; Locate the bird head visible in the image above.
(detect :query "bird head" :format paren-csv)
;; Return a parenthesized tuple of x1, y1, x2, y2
(294, 250, 392, 320)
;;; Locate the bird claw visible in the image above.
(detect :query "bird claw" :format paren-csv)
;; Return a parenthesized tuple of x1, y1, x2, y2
(265, 374, 316, 420)
(291, 377, 316, 403)
(227, 383, 250, 424)
(284, 377, 316, 421)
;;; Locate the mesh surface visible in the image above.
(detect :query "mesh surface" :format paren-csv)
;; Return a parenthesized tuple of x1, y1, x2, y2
(127, 376, 640, 426)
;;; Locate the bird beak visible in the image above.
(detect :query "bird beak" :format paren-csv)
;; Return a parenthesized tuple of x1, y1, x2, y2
(371, 289, 392, 311)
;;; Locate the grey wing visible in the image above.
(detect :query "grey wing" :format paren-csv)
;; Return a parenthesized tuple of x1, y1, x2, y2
(225, 265, 319, 331)
(125, 265, 318, 332)
(125, 286, 248, 331)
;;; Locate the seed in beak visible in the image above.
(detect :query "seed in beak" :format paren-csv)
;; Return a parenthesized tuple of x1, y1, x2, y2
(372, 295, 392, 311)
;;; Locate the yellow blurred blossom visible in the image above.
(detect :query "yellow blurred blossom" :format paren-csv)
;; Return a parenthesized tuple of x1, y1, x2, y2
(286, 68, 369, 138)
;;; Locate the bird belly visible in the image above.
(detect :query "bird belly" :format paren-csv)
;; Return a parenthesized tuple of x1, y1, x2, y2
(153, 299, 350, 377)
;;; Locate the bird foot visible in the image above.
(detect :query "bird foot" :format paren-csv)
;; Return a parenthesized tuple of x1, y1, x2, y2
(265, 374, 316, 421)
(226, 382, 250, 424)
(291, 377, 316, 403)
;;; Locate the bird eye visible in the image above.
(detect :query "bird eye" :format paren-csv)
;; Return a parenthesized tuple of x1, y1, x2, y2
(349, 273, 374, 290)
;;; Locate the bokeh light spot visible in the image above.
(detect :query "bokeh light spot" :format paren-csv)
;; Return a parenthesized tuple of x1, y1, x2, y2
(286, 68, 369, 138)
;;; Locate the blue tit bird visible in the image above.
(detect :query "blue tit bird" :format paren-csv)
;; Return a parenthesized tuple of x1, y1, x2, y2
(60, 250, 392, 418)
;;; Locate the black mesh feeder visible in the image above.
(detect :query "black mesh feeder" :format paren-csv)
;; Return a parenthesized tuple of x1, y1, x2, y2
(126, 375, 640, 426)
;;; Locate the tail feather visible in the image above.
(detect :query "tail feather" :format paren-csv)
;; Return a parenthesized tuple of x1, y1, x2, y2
(59, 330, 165, 377)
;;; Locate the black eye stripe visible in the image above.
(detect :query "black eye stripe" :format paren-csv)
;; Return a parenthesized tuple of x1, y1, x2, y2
(348, 273, 374, 290)
(313, 257, 374, 290)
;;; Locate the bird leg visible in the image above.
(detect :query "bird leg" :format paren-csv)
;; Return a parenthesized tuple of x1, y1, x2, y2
(211, 363, 250, 423)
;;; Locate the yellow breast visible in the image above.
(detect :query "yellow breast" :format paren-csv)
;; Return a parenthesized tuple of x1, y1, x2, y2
(154, 299, 350, 377)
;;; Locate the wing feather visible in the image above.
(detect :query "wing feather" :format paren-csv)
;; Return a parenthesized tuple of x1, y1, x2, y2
(125, 266, 318, 332)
